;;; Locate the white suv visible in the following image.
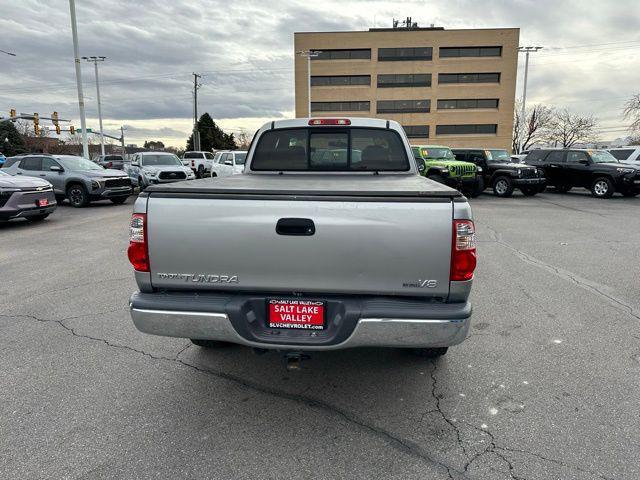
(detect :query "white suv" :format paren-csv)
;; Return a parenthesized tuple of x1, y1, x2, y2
(182, 151, 216, 178)
(210, 151, 247, 177)
(607, 147, 640, 166)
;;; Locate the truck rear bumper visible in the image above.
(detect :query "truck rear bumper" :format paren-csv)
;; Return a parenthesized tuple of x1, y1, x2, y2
(129, 291, 471, 350)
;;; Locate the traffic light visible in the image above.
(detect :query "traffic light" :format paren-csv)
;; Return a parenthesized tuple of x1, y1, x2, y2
(33, 113, 40, 135)
(52, 111, 60, 135)
(69, 125, 75, 135)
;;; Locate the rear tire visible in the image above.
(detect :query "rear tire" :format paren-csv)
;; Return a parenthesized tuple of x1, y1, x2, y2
(66, 183, 89, 208)
(110, 197, 127, 205)
(410, 347, 449, 358)
(197, 165, 205, 178)
(465, 177, 484, 198)
(427, 174, 447, 186)
(211, 172, 217, 178)
(27, 214, 49, 222)
(492, 176, 514, 197)
(190, 339, 232, 348)
(591, 177, 614, 198)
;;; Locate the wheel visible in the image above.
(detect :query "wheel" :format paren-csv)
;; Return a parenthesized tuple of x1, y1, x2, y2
(591, 177, 614, 198)
(467, 177, 484, 198)
(410, 347, 448, 358)
(492, 176, 514, 197)
(520, 186, 539, 196)
(27, 214, 49, 222)
(211, 172, 217, 178)
(555, 185, 572, 193)
(66, 183, 89, 208)
(190, 339, 232, 348)
(622, 191, 639, 197)
(197, 165, 205, 178)
(110, 197, 127, 205)
(426, 174, 447, 186)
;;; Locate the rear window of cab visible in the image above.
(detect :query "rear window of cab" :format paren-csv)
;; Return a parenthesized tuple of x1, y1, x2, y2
(251, 128, 410, 172)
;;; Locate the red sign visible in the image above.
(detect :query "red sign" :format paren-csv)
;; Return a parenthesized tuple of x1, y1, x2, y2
(37, 198, 49, 207)
(268, 299, 325, 330)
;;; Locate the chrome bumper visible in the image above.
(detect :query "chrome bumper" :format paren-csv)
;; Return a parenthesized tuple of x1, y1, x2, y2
(130, 306, 470, 351)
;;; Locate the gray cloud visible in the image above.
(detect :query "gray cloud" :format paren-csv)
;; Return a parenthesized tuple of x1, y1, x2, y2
(1, 0, 639, 145)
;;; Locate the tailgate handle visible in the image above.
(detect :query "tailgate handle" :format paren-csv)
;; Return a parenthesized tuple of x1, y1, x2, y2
(276, 218, 315, 236)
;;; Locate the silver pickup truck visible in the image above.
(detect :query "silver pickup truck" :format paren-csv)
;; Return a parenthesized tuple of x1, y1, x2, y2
(127, 118, 476, 362)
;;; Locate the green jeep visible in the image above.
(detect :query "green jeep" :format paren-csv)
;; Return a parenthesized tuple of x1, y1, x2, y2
(412, 145, 484, 197)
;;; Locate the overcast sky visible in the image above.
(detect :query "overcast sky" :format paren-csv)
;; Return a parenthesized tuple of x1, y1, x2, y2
(1, 0, 639, 147)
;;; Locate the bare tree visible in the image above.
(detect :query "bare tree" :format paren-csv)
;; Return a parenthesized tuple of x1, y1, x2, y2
(623, 93, 640, 138)
(512, 101, 554, 153)
(236, 128, 253, 150)
(544, 109, 598, 148)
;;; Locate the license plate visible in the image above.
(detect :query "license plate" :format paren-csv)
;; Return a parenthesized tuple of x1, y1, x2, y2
(268, 299, 325, 330)
(37, 199, 49, 207)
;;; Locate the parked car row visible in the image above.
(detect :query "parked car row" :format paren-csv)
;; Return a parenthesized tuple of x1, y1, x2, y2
(412, 145, 546, 198)
(414, 141, 640, 199)
(0, 151, 199, 223)
(524, 148, 640, 198)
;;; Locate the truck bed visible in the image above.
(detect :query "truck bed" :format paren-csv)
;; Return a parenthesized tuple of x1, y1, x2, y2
(145, 173, 462, 198)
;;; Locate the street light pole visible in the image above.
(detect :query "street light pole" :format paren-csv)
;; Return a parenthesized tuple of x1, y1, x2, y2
(83, 56, 107, 157)
(517, 46, 543, 138)
(68, 0, 89, 159)
(297, 50, 321, 117)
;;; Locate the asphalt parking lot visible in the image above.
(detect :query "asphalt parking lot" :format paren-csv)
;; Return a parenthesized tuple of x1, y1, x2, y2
(1, 190, 639, 480)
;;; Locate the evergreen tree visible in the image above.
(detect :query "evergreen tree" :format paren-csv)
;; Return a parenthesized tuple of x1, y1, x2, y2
(186, 113, 237, 151)
(0, 121, 27, 156)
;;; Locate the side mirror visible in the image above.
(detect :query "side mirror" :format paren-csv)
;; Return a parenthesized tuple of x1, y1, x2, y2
(224, 160, 233, 166)
(415, 158, 426, 173)
(50, 165, 63, 172)
(579, 159, 589, 165)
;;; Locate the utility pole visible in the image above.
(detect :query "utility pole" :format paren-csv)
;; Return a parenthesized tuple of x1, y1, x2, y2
(83, 56, 106, 157)
(192, 72, 202, 151)
(297, 50, 322, 117)
(517, 46, 543, 147)
(120, 126, 126, 159)
(68, 0, 89, 159)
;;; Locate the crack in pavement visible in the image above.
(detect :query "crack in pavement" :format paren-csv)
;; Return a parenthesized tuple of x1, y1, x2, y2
(3, 312, 462, 479)
(3, 310, 621, 480)
(478, 221, 640, 323)
(494, 446, 615, 480)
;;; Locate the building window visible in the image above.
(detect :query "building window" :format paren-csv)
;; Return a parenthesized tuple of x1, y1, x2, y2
(313, 49, 371, 60)
(436, 124, 498, 135)
(311, 101, 370, 112)
(437, 99, 499, 109)
(310, 75, 371, 86)
(438, 73, 501, 84)
(377, 100, 430, 114)
(378, 47, 433, 61)
(439, 46, 502, 58)
(377, 74, 431, 88)
(403, 125, 430, 138)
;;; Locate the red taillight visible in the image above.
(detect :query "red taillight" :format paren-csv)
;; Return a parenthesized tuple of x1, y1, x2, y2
(308, 118, 351, 126)
(127, 213, 149, 272)
(450, 220, 477, 281)
(191, 160, 195, 167)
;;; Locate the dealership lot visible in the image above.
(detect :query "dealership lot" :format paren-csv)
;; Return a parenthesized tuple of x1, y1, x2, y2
(1, 192, 639, 480)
